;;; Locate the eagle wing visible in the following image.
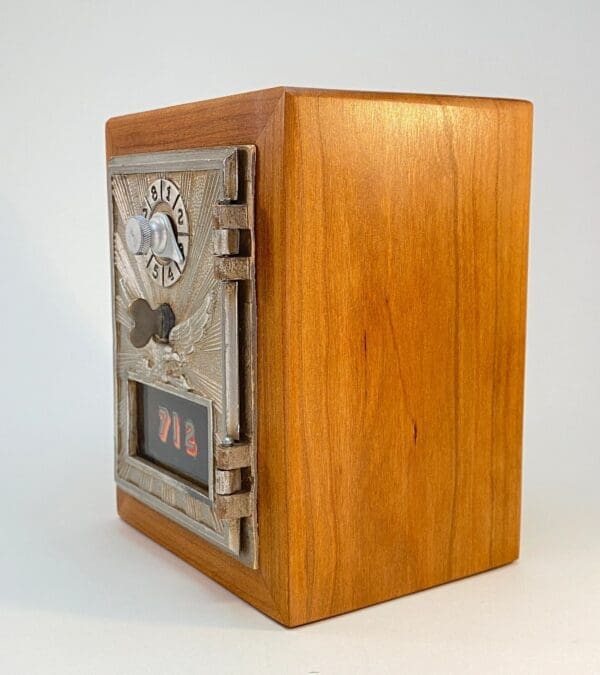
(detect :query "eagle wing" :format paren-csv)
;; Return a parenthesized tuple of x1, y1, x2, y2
(169, 290, 217, 356)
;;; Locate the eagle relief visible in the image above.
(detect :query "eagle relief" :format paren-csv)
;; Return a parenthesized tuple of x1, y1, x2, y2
(135, 289, 217, 391)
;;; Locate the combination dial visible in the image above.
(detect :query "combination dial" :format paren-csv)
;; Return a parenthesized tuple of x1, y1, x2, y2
(125, 178, 189, 287)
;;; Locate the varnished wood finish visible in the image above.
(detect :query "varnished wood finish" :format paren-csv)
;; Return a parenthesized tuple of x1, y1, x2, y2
(108, 87, 532, 627)
(106, 87, 285, 157)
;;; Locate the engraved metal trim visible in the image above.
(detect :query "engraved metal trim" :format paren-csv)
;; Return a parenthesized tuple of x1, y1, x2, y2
(222, 281, 240, 443)
(108, 146, 257, 567)
(109, 147, 240, 201)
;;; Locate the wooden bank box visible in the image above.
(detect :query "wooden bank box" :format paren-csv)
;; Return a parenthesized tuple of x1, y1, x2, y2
(107, 87, 532, 627)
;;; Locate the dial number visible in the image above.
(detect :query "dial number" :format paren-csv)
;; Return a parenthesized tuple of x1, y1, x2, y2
(141, 178, 189, 287)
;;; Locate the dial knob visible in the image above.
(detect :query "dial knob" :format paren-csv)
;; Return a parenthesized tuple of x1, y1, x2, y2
(125, 178, 189, 288)
(125, 213, 183, 264)
(125, 215, 153, 255)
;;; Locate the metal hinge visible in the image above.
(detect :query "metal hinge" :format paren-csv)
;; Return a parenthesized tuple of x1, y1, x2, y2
(214, 491, 253, 520)
(214, 441, 252, 517)
(212, 202, 253, 520)
(215, 442, 251, 469)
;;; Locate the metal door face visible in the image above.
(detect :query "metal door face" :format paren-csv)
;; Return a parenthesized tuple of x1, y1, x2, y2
(109, 147, 257, 567)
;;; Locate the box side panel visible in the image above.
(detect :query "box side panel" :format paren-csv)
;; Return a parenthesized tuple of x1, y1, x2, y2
(108, 89, 292, 625)
(284, 92, 532, 625)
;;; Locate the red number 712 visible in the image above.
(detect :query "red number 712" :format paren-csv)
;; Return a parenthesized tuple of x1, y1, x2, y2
(157, 406, 198, 457)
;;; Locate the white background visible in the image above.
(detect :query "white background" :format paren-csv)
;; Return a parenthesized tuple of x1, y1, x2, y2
(1, 1, 599, 673)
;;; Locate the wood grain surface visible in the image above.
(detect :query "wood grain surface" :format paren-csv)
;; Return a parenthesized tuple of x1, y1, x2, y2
(108, 87, 532, 627)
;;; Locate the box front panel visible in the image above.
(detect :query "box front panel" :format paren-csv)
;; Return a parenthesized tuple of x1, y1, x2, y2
(109, 147, 258, 567)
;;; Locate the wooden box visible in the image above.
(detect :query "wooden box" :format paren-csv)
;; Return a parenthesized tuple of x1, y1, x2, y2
(107, 87, 532, 627)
